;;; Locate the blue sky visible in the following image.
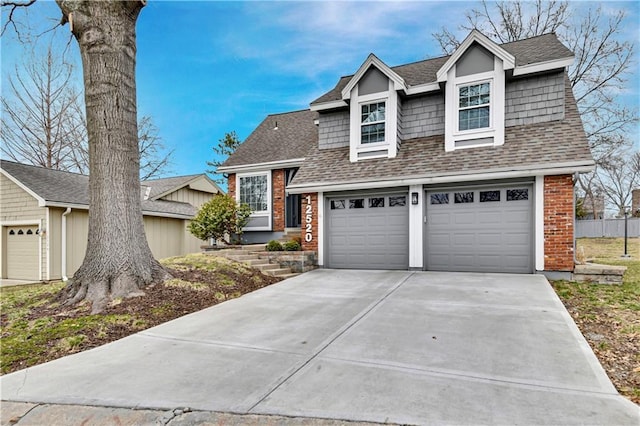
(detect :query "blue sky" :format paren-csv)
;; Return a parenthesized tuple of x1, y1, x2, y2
(2, 0, 639, 181)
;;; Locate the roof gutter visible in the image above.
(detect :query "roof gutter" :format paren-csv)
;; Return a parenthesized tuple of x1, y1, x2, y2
(286, 163, 595, 194)
(217, 158, 305, 174)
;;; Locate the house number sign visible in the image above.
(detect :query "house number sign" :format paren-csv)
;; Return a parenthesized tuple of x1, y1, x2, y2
(304, 195, 313, 242)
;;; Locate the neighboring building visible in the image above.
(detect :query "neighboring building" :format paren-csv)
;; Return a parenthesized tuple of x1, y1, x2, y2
(0, 160, 222, 281)
(632, 189, 640, 217)
(578, 193, 605, 220)
(218, 30, 595, 276)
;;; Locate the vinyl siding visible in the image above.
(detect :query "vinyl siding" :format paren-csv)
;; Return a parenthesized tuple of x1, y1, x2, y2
(0, 174, 46, 280)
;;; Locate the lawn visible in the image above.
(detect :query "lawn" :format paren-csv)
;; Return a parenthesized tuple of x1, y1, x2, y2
(0, 254, 280, 375)
(551, 237, 640, 404)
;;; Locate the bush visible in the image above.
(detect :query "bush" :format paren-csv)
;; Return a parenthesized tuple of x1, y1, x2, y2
(283, 240, 301, 251)
(265, 240, 283, 251)
(291, 236, 302, 245)
(188, 195, 252, 244)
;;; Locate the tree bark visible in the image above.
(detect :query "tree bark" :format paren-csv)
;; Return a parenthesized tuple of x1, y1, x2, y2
(56, 0, 167, 313)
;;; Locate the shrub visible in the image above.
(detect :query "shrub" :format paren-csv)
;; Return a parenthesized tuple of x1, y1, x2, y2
(265, 240, 283, 251)
(283, 240, 301, 251)
(291, 236, 302, 245)
(188, 195, 252, 244)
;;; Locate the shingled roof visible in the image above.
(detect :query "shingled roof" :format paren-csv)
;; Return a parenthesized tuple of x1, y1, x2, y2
(311, 33, 572, 105)
(218, 109, 318, 169)
(0, 161, 201, 218)
(290, 75, 593, 190)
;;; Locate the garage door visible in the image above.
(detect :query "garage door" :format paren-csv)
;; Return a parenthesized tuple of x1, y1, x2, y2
(426, 185, 533, 273)
(5, 225, 40, 280)
(327, 193, 409, 269)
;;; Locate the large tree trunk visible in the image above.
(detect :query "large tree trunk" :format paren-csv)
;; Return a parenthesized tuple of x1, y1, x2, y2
(57, 0, 167, 313)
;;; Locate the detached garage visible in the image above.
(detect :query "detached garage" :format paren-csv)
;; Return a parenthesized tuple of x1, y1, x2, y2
(1, 160, 222, 282)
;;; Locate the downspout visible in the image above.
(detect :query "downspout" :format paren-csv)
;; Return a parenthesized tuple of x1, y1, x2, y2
(573, 173, 579, 266)
(61, 207, 72, 281)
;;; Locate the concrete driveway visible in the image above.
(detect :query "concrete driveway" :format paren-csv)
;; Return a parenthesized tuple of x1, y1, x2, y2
(1, 270, 638, 425)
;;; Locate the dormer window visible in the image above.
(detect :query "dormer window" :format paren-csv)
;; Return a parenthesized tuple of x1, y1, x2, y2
(458, 81, 491, 131)
(361, 101, 386, 143)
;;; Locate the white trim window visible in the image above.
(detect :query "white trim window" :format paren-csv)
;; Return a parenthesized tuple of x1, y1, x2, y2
(239, 174, 268, 212)
(444, 58, 505, 152)
(457, 81, 491, 131)
(360, 101, 386, 144)
(236, 171, 271, 231)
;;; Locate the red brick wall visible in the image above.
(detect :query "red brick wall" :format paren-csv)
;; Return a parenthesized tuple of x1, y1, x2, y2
(227, 173, 236, 198)
(301, 192, 318, 251)
(544, 175, 574, 271)
(272, 169, 285, 232)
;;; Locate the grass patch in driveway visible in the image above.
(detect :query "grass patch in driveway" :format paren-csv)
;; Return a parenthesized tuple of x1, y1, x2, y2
(551, 237, 640, 404)
(0, 254, 280, 375)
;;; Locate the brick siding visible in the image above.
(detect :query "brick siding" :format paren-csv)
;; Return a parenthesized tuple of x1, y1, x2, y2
(301, 192, 318, 252)
(227, 173, 236, 199)
(272, 169, 285, 232)
(544, 175, 574, 271)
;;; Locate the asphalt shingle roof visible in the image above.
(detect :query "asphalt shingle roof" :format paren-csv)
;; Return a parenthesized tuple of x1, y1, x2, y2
(0, 161, 199, 218)
(291, 75, 593, 189)
(311, 33, 573, 105)
(219, 109, 318, 168)
(141, 174, 202, 199)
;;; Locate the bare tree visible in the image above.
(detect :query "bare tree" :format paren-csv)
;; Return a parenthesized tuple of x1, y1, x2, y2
(1, 44, 86, 172)
(1, 43, 172, 179)
(433, 0, 637, 157)
(138, 115, 173, 180)
(597, 147, 640, 217)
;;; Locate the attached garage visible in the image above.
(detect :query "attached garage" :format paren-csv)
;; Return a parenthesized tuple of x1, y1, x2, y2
(326, 192, 409, 270)
(4, 225, 40, 280)
(425, 184, 533, 273)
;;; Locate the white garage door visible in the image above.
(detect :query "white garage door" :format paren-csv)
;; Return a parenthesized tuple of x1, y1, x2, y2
(426, 185, 533, 273)
(5, 225, 40, 280)
(326, 193, 409, 269)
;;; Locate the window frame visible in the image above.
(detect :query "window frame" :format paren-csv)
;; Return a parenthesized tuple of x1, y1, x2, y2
(360, 101, 386, 145)
(443, 57, 506, 152)
(236, 171, 272, 231)
(456, 80, 492, 133)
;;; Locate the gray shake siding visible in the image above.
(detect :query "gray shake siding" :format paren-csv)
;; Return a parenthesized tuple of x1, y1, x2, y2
(317, 71, 566, 147)
(505, 71, 565, 127)
(400, 93, 445, 140)
(318, 110, 349, 150)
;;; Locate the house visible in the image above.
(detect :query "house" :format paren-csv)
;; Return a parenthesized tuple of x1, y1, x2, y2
(633, 189, 640, 217)
(578, 192, 605, 219)
(218, 30, 595, 277)
(0, 160, 223, 281)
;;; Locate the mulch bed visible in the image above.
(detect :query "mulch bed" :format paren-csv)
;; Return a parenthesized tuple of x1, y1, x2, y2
(559, 300, 640, 404)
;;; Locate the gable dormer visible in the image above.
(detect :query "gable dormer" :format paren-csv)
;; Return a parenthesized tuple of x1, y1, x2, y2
(342, 55, 405, 162)
(437, 30, 515, 152)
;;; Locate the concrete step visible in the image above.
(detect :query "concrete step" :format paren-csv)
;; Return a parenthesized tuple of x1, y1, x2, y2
(227, 254, 260, 261)
(242, 258, 270, 266)
(264, 268, 294, 277)
(255, 263, 280, 272)
(276, 273, 300, 279)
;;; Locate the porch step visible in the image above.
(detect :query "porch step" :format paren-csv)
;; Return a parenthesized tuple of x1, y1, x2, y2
(254, 263, 280, 272)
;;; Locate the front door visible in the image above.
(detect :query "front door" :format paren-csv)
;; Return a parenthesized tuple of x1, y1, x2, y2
(285, 168, 301, 228)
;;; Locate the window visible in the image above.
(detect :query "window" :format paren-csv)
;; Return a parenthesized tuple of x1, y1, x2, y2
(507, 189, 528, 201)
(360, 101, 385, 144)
(458, 82, 490, 131)
(331, 200, 346, 210)
(239, 175, 268, 212)
(369, 197, 384, 208)
(454, 192, 474, 203)
(349, 199, 365, 209)
(430, 193, 449, 205)
(389, 196, 406, 207)
(480, 190, 500, 202)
